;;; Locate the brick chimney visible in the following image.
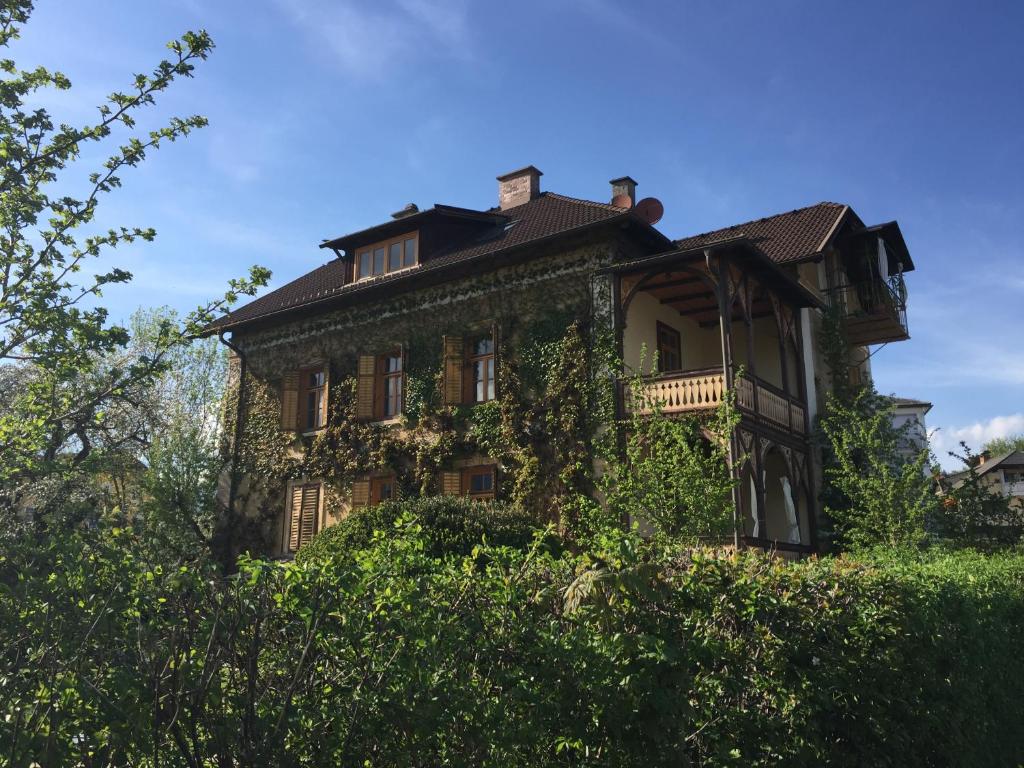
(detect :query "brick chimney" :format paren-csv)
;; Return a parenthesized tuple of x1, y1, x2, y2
(497, 165, 542, 210)
(610, 176, 637, 207)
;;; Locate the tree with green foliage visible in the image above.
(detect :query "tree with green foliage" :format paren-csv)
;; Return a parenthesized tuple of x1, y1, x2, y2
(0, 2, 268, 510)
(982, 434, 1024, 456)
(933, 442, 1024, 549)
(819, 387, 936, 550)
(602, 362, 739, 545)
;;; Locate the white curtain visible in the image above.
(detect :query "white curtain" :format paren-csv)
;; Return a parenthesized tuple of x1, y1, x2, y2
(877, 237, 889, 282)
(781, 476, 800, 544)
(749, 473, 759, 538)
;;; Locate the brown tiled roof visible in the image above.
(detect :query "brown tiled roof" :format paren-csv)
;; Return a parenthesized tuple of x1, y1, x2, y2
(206, 192, 634, 332)
(673, 202, 851, 264)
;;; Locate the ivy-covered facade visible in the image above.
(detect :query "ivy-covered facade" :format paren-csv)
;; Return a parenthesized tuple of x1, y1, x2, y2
(207, 166, 915, 558)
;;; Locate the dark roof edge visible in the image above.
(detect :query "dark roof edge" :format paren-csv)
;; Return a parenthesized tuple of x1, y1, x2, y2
(204, 208, 643, 337)
(319, 204, 508, 251)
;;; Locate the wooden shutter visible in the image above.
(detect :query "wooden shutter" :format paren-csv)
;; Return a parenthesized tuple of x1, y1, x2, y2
(299, 485, 319, 549)
(351, 478, 370, 509)
(287, 484, 304, 551)
(288, 483, 320, 552)
(441, 471, 462, 496)
(280, 371, 299, 431)
(442, 335, 464, 406)
(356, 355, 376, 420)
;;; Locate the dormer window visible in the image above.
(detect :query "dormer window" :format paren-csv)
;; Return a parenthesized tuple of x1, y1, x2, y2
(355, 232, 418, 280)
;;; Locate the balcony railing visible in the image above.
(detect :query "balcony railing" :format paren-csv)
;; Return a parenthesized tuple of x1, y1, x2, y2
(623, 369, 806, 435)
(832, 272, 909, 346)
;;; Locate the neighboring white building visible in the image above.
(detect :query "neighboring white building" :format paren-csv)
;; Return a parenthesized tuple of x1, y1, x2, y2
(890, 397, 931, 462)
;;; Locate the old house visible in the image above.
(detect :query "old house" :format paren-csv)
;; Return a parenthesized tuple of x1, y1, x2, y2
(206, 166, 914, 557)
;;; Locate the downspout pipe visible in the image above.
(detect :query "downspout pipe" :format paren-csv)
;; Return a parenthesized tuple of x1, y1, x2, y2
(218, 330, 247, 561)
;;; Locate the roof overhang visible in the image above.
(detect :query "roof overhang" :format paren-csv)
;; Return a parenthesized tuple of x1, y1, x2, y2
(837, 220, 915, 272)
(602, 235, 825, 311)
(204, 209, 663, 337)
(319, 204, 508, 255)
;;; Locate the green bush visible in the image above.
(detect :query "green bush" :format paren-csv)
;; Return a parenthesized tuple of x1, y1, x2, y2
(295, 494, 550, 563)
(3, 520, 1024, 766)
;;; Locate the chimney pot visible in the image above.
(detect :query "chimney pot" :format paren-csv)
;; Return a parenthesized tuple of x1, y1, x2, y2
(391, 203, 419, 220)
(497, 165, 542, 210)
(610, 176, 638, 207)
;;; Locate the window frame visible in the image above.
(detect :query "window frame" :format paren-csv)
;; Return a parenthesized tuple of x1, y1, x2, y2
(655, 321, 682, 373)
(370, 474, 397, 505)
(298, 364, 328, 432)
(376, 350, 405, 421)
(462, 465, 497, 501)
(466, 336, 496, 404)
(354, 231, 419, 281)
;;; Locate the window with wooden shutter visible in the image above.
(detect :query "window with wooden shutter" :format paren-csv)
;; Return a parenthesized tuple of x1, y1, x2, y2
(371, 475, 397, 505)
(442, 335, 464, 406)
(441, 471, 462, 496)
(287, 482, 321, 553)
(351, 478, 370, 509)
(355, 355, 376, 420)
(463, 465, 497, 501)
(378, 350, 404, 420)
(467, 337, 496, 403)
(280, 371, 299, 431)
(298, 365, 328, 431)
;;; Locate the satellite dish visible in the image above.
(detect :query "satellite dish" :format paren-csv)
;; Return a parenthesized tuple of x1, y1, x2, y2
(611, 193, 633, 209)
(634, 197, 664, 226)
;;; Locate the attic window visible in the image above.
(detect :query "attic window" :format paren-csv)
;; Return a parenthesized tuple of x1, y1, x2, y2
(355, 232, 418, 280)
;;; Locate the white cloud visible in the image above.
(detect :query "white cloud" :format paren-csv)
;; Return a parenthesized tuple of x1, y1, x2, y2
(275, 0, 472, 79)
(931, 413, 1024, 469)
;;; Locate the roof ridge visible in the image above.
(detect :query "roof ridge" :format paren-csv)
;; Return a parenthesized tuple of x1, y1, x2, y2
(675, 201, 846, 243)
(544, 191, 623, 211)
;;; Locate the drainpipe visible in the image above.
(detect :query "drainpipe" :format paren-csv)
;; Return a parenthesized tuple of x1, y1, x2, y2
(218, 330, 247, 560)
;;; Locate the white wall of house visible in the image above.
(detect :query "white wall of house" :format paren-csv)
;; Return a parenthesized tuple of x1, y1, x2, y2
(622, 290, 721, 374)
(891, 403, 930, 463)
(731, 316, 785, 390)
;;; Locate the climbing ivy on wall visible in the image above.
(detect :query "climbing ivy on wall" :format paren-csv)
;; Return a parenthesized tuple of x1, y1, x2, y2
(222, 307, 622, 551)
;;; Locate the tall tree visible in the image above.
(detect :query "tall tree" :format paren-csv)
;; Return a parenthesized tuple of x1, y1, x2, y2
(982, 435, 1024, 456)
(0, 1, 269, 503)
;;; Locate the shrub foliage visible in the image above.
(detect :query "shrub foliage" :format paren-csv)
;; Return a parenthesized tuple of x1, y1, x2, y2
(2, 515, 1023, 766)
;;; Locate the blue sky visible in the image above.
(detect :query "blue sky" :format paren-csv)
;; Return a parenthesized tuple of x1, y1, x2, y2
(12, 0, 1023, 465)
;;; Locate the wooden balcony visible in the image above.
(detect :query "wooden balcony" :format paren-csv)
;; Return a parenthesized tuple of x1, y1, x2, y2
(623, 369, 806, 435)
(838, 274, 909, 346)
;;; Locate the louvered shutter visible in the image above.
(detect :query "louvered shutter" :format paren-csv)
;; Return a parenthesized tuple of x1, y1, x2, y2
(442, 335, 464, 406)
(280, 371, 299, 431)
(298, 484, 319, 549)
(441, 471, 462, 496)
(288, 484, 321, 553)
(356, 355, 376, 421)
(351, 478, 370, 509)
(287, 484, 304, 551)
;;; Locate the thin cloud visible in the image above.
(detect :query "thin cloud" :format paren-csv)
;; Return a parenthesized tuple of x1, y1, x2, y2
(931, 413, 1024, 469)
(275, 0, 473, 79)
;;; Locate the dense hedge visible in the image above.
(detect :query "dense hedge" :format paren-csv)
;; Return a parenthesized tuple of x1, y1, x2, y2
(295, 495, 551, 563)
(2, 517, 1023, 766)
